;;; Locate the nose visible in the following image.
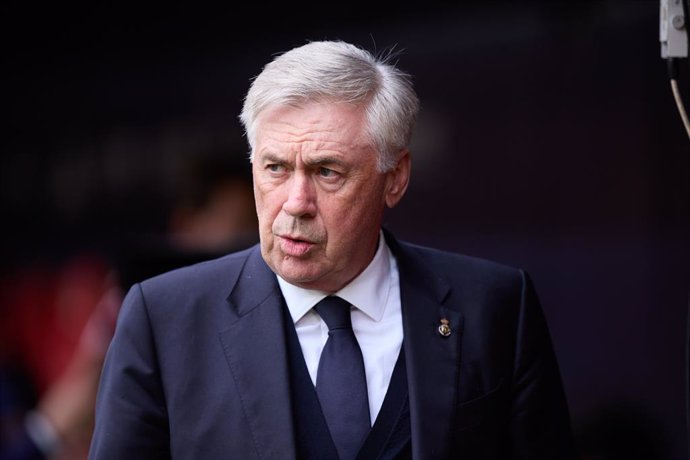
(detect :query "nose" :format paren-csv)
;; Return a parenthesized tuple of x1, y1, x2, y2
(282, 172, 317, 217)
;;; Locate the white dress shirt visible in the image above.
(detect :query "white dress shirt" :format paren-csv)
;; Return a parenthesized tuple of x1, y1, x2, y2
(277, 231, 403, 424)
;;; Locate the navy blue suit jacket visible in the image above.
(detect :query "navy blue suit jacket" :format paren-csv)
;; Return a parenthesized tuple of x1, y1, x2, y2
(88, 232, 576, 459)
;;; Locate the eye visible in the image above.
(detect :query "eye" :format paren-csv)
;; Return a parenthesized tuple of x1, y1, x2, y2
(319, 167, 337, 178)
(267, 164, 285, 174)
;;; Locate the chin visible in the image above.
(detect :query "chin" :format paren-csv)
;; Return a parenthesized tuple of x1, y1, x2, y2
(275, 260, 320, 284)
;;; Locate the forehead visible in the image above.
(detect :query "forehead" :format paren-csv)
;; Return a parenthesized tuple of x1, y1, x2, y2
(254, 102, 371, 154)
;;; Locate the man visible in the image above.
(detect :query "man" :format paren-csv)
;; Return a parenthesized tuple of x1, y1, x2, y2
(89, 40, 576, 459)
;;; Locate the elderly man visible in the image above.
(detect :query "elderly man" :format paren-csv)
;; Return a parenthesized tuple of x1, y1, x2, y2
(89, 40, 576, 459)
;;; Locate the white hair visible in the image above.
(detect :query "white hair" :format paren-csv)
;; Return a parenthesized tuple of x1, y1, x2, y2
(239, 40, 419, 172)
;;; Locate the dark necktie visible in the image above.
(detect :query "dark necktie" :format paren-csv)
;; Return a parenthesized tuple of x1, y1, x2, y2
(314, 296, 371, 460)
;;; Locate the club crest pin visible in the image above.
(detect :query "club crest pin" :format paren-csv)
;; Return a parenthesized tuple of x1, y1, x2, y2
(438, 318, 451, 337)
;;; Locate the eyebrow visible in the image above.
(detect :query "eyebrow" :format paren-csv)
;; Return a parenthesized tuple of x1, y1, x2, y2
(303, 156, 345, 168)
(258, 152, 285, 164)
(258, 150, 346, 168)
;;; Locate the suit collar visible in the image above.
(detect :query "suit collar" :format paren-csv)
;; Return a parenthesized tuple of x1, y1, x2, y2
(219, 245, 297, 460)
(226, 244, 279, 317)
(385, 229, 464, 459)
(383, 228, 451, 304)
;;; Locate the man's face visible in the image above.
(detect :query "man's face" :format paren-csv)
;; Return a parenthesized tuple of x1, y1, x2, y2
(252, 102, 408, 292)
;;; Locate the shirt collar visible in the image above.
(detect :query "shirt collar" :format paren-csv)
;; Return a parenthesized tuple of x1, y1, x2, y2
(277, 230, 392, 324)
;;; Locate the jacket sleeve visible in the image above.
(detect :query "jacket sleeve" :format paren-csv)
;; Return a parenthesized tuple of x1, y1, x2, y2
(88, 284, 171, 460)
(509, 270, 577, 459)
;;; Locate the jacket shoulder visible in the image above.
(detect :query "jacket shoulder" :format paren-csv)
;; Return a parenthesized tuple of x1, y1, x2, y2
(394, 239, 525, 287)
(136, 245, 257, 299)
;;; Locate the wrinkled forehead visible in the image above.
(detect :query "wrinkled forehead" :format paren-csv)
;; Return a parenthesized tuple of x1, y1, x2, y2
(254, 101, 371, 145)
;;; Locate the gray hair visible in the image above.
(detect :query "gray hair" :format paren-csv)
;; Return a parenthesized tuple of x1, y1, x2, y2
(239, 40, 419, 172)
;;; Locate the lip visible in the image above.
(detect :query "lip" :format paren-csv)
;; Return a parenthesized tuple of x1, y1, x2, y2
(276, 235, 317, 257)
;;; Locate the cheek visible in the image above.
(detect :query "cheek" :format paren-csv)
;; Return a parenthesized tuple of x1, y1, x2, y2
(325, 194, 380, 236)
(254, 187, 279, 223)
(349, 186, 384, 216)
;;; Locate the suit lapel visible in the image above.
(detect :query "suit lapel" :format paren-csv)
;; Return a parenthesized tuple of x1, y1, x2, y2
(218, 246, 297, 460)
(387, 233, 464, 459)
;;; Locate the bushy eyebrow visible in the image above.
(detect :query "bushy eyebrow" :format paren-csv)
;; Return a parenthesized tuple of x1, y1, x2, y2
(258, 152, 285, 164)
(303, 156, 346, 168)
(258, 150, 347, 169)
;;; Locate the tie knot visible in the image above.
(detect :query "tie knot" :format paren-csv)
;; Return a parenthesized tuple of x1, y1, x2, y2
(314, 296, 352, 331)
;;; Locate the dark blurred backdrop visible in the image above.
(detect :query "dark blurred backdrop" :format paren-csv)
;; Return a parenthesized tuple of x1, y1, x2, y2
(2, 1, 689, 458)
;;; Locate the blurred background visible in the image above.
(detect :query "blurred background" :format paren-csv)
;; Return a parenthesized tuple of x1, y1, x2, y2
(1, 1, 689, 459)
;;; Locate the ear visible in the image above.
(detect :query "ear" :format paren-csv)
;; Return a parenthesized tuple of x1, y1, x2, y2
(384, 150, 411, 208)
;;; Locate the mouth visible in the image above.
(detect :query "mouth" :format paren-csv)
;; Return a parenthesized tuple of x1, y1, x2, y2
(276, 235, 317, 257)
